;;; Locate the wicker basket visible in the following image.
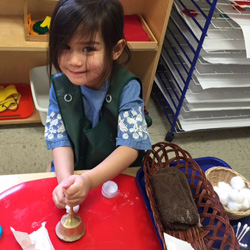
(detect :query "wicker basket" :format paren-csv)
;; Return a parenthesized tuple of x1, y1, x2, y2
(143, 142, 239, 250)
(205, 166, 250, 220)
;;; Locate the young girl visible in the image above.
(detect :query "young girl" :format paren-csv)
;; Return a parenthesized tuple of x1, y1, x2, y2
(45, 0, 152, 209)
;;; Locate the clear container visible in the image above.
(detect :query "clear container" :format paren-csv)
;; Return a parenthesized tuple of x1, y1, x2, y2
(102, 181, 118, 199)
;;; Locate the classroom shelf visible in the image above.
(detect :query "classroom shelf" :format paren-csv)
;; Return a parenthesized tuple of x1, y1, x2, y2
(0, 0, 173, 125)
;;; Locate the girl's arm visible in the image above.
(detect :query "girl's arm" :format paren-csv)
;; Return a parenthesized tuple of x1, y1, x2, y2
(53, 146, 74, 183)
(85, 145, 138, 189)
(62, 146, 138, 207)
(52, 146, 75, 208)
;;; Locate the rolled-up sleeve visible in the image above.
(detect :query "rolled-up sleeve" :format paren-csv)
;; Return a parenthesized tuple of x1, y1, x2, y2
(116, 80, 152, 150)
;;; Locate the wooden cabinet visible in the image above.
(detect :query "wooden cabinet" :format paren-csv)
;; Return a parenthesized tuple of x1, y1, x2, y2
(0, 0, 173, 125)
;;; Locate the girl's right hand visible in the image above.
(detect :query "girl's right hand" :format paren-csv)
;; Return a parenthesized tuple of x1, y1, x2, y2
(62, 174, 91, 207)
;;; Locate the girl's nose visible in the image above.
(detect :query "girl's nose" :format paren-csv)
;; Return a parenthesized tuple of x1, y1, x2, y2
(68, 52, 83, 66)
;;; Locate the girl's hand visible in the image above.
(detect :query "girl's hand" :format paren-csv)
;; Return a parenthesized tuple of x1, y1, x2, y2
(63, 174, 91, 207)
(52, 181, 67, 209)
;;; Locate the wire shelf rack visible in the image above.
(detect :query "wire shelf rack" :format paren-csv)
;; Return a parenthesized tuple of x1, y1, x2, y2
(154, 0, 250, 142)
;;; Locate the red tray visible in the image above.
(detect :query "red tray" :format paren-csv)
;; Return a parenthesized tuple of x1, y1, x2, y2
(124, 15, 151, 41)
(0, 83, 33, 120)
(0, 174, 161, 249)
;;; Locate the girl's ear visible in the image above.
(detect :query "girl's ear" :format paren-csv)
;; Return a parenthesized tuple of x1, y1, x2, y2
(112, 39, 126, 60)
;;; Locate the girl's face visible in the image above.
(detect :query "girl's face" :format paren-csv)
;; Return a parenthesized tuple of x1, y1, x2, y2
(58, 32, 106, 90)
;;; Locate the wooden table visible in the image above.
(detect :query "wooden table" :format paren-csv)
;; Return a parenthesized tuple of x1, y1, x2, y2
(0, 167, 140, 193)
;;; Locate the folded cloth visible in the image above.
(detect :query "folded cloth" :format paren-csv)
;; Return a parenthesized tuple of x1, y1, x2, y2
(0, 85, 21, 112)
(151, 167, 199, 231)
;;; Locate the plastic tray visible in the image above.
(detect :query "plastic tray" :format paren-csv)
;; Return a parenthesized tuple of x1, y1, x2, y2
(136, 156, 232, 249)
(0, 83, 33, 120)
(0, 174, 161, 250)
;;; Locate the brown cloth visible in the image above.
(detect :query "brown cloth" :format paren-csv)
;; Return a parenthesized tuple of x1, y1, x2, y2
(151, 167, 199, 231)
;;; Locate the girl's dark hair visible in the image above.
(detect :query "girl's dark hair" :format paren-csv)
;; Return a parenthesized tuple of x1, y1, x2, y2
(49, 0, 131, 84)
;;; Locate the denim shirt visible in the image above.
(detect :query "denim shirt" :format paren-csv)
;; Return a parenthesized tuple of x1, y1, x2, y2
(45, 79, 152, 151)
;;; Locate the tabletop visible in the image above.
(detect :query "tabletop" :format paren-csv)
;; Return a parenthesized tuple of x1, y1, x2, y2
(0, 167, 163, 250)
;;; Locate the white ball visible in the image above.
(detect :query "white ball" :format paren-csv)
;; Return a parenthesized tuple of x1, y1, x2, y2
(230, 176, 245, 190)
(65, 205, 80, 213)
(227, 201, 242, 211)
(240, 188, 250, 203)
(242, 198, 250, 211)
(219, 192, 229, 206)
(214, 185, 229, 206)
(218, 182, 231, 193)
(228, 189, 244, 203)
(213, 186, 219, 193)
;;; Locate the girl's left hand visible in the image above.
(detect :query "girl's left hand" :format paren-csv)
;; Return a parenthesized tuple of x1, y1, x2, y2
(62, 174, 91, 207)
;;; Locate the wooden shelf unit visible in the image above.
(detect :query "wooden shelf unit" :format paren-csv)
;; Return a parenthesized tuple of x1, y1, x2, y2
(0, 0, 173, 125)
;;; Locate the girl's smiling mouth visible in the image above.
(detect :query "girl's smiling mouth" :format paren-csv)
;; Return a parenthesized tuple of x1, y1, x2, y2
(69, 69, 88, 75)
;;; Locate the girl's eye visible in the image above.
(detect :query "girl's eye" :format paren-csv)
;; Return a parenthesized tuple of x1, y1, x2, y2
(83, 47, 94, 53)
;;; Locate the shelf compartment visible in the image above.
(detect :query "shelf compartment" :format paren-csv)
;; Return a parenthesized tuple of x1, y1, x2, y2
(0, 15, 48, 52)
(23, 0, 57, 42)
(125, 15, 158, 51)
(0, 14, 158, 52)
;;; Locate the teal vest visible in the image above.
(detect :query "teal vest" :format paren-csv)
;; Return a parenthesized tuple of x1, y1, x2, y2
(52, 68, 150, 170)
